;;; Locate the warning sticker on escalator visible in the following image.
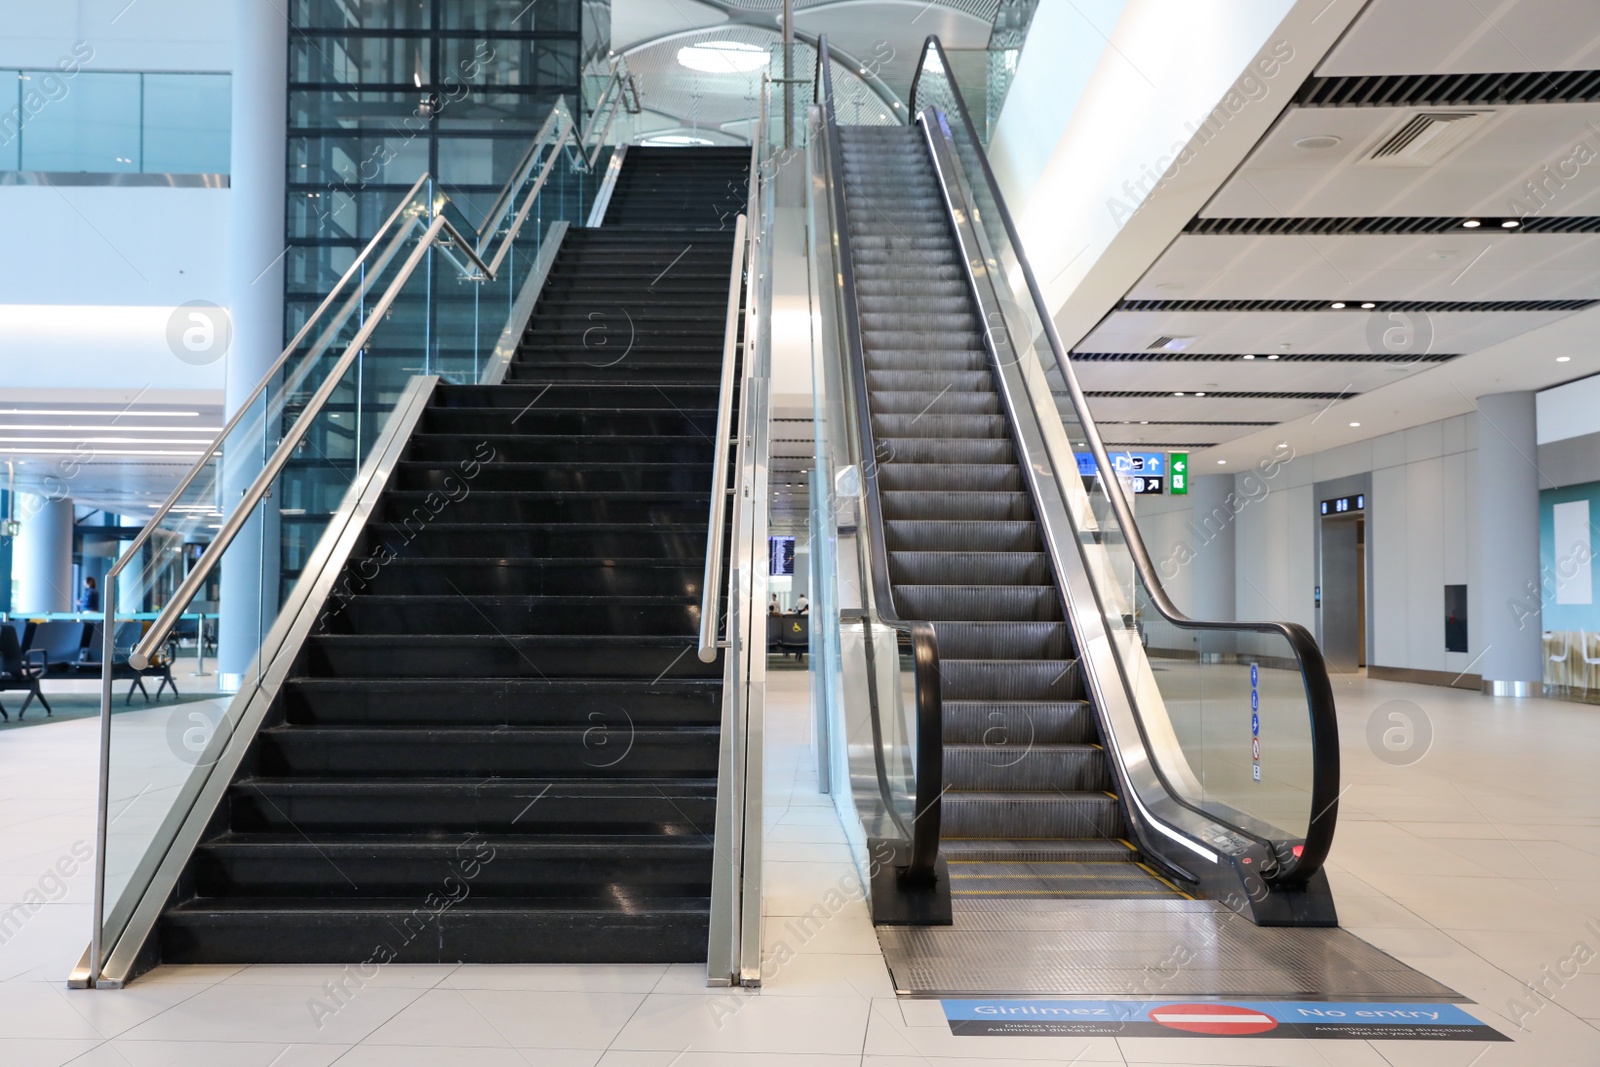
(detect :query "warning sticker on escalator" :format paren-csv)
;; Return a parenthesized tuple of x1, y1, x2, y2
(941, 999, 1509, 1040)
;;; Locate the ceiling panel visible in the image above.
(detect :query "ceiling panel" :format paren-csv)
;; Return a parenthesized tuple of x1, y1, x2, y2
(1316, 0, 1600, 76)
(1080, 394, 1350, 426)
(1127, 232, 1600, 302)
(1069, 357, 1441, 395)
(1076, 308, 1582, 356)
(1202, 103, 1600, 218)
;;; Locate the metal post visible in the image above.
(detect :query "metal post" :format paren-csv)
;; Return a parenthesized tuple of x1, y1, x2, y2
(782, 0, 793, 149)
(90, 574, 116, 986)
(191, 613, 212, 678)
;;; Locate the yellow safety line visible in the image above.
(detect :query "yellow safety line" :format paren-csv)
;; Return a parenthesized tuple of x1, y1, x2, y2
(1134, 860, 1195, 899)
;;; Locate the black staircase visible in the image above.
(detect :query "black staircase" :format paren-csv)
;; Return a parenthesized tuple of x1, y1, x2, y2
(153, 147, 750, 966)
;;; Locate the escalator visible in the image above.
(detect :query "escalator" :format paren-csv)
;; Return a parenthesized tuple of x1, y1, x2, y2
(90, 140, 756, 979)
(807, 37, 1464, 1000)
(838, 124, 1186, 902)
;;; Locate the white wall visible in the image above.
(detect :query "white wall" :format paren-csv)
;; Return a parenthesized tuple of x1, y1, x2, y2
(0, 2, 233, 397)
(0, 0, 230, 71)
(1133, 414, 1482, 677)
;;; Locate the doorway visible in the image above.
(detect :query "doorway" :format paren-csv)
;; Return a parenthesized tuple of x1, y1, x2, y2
(1320, 514, 1366, 670)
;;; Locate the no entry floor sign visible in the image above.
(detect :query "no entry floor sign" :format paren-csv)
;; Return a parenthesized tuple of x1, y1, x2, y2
(942, 999, 1508, 1041)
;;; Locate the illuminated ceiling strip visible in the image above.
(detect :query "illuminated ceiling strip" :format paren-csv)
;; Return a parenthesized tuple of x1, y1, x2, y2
(0, 448, 206, 457)
(0, 409, 203, 417)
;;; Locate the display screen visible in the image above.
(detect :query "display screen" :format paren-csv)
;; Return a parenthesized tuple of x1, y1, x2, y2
(769, 536, 795, 576)
(1320, 494, 1365, 515)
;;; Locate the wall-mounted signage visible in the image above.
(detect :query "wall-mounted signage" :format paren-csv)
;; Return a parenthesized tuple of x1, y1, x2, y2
(1320, 494, 1365, 516)
(1075, 451, 1169, 494)
(1170, 452, 1188, 495)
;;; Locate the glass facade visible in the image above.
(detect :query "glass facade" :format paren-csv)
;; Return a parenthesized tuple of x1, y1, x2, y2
(277, 0, 591, 598)
(0, 71, 230, 174)
(285, 0, 585, 312)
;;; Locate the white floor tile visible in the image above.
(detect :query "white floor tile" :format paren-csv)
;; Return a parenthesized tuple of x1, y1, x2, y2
(610, 992, 870, 1056)
(363, 987, 645, 1049)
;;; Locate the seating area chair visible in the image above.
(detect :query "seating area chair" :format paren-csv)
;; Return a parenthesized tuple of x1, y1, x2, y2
(27, 620, 90, 675)
(777, 614, 809, 662)
(0, 625, 51, 721)
(81, 622, 181, 705)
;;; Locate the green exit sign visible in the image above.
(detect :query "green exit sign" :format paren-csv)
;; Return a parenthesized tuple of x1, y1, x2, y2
(1169, 452, 1188, 495)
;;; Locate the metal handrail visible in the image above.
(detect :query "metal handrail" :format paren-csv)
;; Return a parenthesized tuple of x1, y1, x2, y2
(475, 99, 570, 252)
(100, 171, 430, 596)
(908, 35, 1339, 884)
(699, 213, 749, 663)
(814, 36, 944, 884)
(123, 106, 578, 671)
(577, 57, 638, 171)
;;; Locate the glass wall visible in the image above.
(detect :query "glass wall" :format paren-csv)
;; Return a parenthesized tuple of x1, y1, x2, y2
(280, 0, 588, 595)
(286, 0, 584, 305)
(0, 71, 230, 174)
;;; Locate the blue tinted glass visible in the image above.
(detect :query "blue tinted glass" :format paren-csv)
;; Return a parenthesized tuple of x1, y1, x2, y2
(21, 71, 140, 171)
(0, 73, 19, 169)
(144, 73, 231, 173)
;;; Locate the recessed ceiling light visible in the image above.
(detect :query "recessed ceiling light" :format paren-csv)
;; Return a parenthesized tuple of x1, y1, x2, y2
(1330, 302, 1346, 309)
(1195, 391, 1207, 396)
(1462, 219, 1481, 228)
(1294, 135, 1342, 150)
(678, 40, 770, 74)
(1557, 356, 1572, 362)
(1360, 302, 1375, 309)
(1242, 354, 1256, 360)
(1173, 391, 1185, 396)
(1349, 421, 1361, 427)
(1140, 420, 1150, 424)
(1502, 219, 1520, 228)
(1266, 354, 1280, 360)
(1217, 459, 1227, 465)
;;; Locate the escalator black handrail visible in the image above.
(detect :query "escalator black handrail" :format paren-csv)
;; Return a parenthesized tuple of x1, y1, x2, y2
(907, 34, 1339, 885)
(816, 35, 944, 884)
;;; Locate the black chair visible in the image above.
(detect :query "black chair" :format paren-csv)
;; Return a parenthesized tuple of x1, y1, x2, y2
(767, 614, 782, 653)
(26, 621, 89, 675)
(0, 625, 51, 721)
(778, 614, 809, 661)
(81, 623, 181, 705)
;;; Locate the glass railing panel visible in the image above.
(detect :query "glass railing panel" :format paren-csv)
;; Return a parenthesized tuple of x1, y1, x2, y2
(96, 192, 434, 960)
(20, 71, 142, 172)
(142, 74, 231, 173)
(909, 38, 1328, 869)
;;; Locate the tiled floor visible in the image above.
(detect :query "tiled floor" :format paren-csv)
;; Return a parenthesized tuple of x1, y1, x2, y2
(1, 670, 1598, 1064)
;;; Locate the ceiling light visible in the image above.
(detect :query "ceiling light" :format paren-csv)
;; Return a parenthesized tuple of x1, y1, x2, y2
(641, 134, 714, 147)
(1267, 354, 1280, 360)
(1462, 219, 1481, 228)
(1173, 391, 1185, 396)
(1330, 302, 1346, 309)
(1502, 219, 1520, 228)
(1294, 135, 1341, 150)
(1557, 356, 1572, 362)
(1360, 302, 1375, 309)
(678, 40, 770, 74)
(1217, 459, 1227, 465)
(1194, 391, 1207, 396)
(1348, 421, 1361, 427)
(0, 425, 219, 433)
(0, 448, 205, 457)
(0, 409, 200, 417)
(1242, 354, 1255, 360)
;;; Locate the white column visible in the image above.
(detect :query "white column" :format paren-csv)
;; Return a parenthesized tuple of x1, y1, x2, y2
(13, 495, 74, 613)
(1186, 473, 1237, 621)
(1475, 391, 1543, 695)
(217, 0, 288, 684)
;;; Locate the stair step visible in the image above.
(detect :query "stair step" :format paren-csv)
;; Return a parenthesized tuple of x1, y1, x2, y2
(159, 898, 711, 964)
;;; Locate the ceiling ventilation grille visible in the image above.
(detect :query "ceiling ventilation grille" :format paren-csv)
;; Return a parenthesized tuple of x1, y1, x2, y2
(1360, 110, 1493, 166)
